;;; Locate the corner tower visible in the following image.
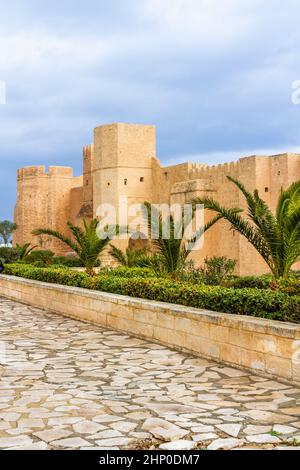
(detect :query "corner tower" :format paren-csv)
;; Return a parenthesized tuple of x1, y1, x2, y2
(14, 166, 76, 254)
(92, 123, 156, 215)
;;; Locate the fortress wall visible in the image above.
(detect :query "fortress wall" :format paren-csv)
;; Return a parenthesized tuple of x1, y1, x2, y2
(170, 160, 242, 270)
(169, 154, 300, 275)
(168, 158, 250, 273)
(152, 160, 192, 204)
(184, 160, 241, 266)
(13, 123, 300, 275)
(236, 157, 268, 275)
(69, 186, 84, 230)
(270, 154, 300, 271)
(286, 154, 300, 186)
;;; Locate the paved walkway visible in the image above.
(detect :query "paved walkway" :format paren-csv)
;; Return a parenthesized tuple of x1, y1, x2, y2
(0, 297, 299, 450)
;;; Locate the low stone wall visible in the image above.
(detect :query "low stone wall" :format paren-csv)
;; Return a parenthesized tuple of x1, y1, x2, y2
(1, 274, 300, 385)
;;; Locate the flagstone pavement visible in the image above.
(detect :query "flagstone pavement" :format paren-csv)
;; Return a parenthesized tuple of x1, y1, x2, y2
(0, 297, 300, 450)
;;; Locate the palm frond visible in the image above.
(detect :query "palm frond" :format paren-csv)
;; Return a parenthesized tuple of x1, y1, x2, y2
(109, 245, 128, 266)
(193, 177, 300, 278)
(33, 228, 79, 254)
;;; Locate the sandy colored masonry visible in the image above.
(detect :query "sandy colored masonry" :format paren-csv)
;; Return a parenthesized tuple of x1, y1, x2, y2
(1, 274, 300, 386)
(14, 122, 300, 275)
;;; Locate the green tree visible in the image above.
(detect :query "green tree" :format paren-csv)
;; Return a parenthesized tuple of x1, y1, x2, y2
(15, 243, 38, 260)
(143, 202, 218, 277)
(33, 219, 116, 276)
(109, 245, 149, 267)
(193, 176, 300, 279)
(0, 220, 17, 246)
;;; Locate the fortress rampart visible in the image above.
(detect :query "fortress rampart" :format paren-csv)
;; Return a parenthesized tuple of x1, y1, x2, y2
(14, 123, 300, 274)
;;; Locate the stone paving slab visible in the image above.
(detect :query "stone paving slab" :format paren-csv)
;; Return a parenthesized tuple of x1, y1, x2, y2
(0, 297, 299, 450)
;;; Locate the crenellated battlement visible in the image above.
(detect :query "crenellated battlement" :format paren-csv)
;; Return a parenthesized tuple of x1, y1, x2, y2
(17, 166, 46, 179)
(83, 144, 94, 174)
(188, 158, 248, 180)
(17, 165, 74, 180)
(83, 144, 94, 159)
(48, 166, 73, 177)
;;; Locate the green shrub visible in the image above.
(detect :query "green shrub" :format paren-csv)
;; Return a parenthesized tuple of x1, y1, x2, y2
(2, 263, 299, 323)
(4, 263, 87, 286)
(25, 250, 55, 266)
(181, 256, 236, 285)
(226, 275, 272, 290)
(0, 247, 20, 263)
(52, 256, 84, 267)
(99, 266, 157, 278)
(201, 256, 237, 285)
(281, 296, 300, 322)
(272, 275, 300, 296)
(21, 251, 93, 268)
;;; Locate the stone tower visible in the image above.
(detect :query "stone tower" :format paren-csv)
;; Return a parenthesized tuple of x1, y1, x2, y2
(92, 123, 156, 215)
(14, 166, 81, 254)
(78, 144, 94, 219)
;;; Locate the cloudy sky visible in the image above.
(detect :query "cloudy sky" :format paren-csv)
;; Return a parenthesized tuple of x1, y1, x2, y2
(1, 0, 300, 220)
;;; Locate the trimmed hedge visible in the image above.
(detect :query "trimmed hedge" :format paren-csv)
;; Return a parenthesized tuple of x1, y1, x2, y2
(273, 276, 300, 296)
(4, 263, 88, 286)
(225, 275, 272, 290)
(98, 267, 157, 278)
(2, 263, 299, 323)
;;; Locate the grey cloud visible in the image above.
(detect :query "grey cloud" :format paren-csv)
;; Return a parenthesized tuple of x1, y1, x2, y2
(1, 0, 300, 219)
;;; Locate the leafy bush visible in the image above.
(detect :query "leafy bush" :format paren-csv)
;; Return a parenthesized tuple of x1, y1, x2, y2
(25, 250, 55, 266)
(272, 275, 300, 296)
(226, 275, 272, 290)
(2, 263, 299, 323)
(109, 246, 151, 268)
(18, 251, 89, 268)
(33, 219, 114, 275)
(3, 263, 87, 286)
(201, 256, 236, 285)
(281, 296, 300, 322)
(0, 247, 20, 263)
(99, 266, 158, 278)
(181, 257, 236, 285)
(52, 256, 85, 268)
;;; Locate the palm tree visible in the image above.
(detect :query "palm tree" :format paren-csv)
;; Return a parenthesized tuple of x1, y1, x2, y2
(193, 176, 300, 279)
(33, 219, 115, 276)
(15, 243, 38, 260)
(109, 245, 149, 267)
(143, 202, 218, 276)
(0, 220, 17, 246)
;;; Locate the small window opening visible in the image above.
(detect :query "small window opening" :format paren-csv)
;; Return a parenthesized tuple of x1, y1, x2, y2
(107, 182, 111, 187)
(265, 187, 269, 193)
(140, 177, 144, 182)
(124, 179, 128, 186)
